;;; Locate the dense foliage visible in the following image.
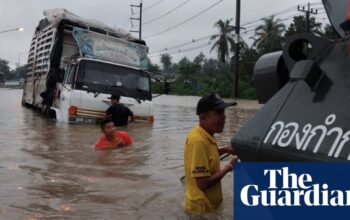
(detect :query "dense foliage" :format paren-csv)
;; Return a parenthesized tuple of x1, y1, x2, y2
(150, 15, 339, 99)
(0, 58, 27, 81)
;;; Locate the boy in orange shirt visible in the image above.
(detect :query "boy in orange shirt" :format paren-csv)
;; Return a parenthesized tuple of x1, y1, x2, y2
(95, 119, 133, 150)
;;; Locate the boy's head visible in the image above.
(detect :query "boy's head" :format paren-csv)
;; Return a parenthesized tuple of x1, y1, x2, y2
(100, 118, 115, 137)
(109, 94, 120, 105)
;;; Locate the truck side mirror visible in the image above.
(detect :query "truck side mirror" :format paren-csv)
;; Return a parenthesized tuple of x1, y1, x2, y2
(57, 68, 65, 83)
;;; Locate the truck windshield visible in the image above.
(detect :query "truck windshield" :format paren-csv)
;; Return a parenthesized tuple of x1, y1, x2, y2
(75, 60, 152, 101)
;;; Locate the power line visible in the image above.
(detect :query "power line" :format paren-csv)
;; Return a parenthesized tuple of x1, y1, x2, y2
(278, 12, 304, 22)
(240, 9, 299, 27)
(144, 0, 224, 38)
(178, 42, 213, 53)
(240, 5, 298, 27)
(149, 41, 214, 57)
(154, 17, 322, 59)
(149, 3, 325, 57)
(309, 2, 323, 5)
(150, 13, 328, 59)
(151, 11, 305, 55)
(141, 0, 192, 27)
(241, 12, 328, 39)
(150, 39, 212, 55)
(240, 2, 322, 27)
(149, 34, 214, 54)
(143, 0, 164, 13)
(242, 9, 325, 34)
(241, 13, 304, 37)
(238, 12, 302, 37)
(315, 17, 330, 20)
(313, 7, 325, 10)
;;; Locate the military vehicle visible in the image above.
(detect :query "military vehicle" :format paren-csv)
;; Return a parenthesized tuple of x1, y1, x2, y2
(232, 0, 350, 161)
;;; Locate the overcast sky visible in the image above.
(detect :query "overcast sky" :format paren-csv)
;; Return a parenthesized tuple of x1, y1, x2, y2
(0, 0, 326, 69)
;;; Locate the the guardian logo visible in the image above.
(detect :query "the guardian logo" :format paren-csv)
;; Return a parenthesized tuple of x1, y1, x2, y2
(234, 163, 350, 220)
(240, 167, 350, 207)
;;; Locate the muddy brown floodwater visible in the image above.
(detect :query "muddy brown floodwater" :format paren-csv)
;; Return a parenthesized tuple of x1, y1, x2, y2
(0, 88, 260, 220)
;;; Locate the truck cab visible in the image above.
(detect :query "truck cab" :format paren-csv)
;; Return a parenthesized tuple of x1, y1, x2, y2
(52, 58, 153, 123)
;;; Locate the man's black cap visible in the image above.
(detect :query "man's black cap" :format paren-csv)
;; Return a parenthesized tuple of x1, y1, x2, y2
(196, 93, 237, 115)
(108, 94, 120, 100)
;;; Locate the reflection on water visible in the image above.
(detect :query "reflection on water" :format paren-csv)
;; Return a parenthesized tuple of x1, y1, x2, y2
(0, 89, 260, 219)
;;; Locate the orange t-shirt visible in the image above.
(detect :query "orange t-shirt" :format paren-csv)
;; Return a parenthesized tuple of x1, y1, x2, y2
(95, 131, 133, 150)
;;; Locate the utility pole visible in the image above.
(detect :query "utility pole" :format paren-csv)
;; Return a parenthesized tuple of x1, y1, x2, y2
(234, 0, 241, 98)
(130, 1, 143, 39)
(297, 2, 318, 33)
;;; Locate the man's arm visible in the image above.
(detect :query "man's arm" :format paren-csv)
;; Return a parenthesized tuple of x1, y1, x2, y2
(196, 156, 238, 191)
(218, 145, 236, 156)
(106, 106, 113, 119)
(128, 108, 135, 122)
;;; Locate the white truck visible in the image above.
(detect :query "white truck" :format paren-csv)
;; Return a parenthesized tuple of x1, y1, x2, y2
(22, 9, 154, 124)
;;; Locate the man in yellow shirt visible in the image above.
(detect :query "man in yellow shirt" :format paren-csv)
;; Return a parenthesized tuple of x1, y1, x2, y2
(184, 93, 238, 214)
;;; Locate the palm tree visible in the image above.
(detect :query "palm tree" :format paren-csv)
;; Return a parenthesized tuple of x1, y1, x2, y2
(251, 16, 285, 54)
(210, 19, 235, 63)
(160, 53, 172, 72)
(319, 23, 340, 40)
(285, 15, 322, 38)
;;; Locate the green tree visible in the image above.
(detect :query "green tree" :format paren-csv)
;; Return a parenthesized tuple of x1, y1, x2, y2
(160, 53, 172, 72)
(238, 41, 258, 81)
(176, 57, 201, 76)
(171, 57, 201, 95)
(11, 64, 27, 79)
(319, 23, 340, 40)
(193, 52, 206, 65)
(151, 48, 259, 99)
(210, 19, 235, 63)
(148, 62, 162, 93)
(229, 41, 258, 99)
(252, 16, 285, 54)
(148, 63, 160, 73)
(0, 59, 10, 74)
(202, 58, 219, 76)
(285, 15, 322, 38)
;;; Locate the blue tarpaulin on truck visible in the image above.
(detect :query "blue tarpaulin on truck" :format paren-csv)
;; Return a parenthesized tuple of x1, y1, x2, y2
(72, 27, 148, 70)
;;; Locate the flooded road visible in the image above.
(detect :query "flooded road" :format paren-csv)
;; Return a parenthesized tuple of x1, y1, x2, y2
(0, 88, 260, 219)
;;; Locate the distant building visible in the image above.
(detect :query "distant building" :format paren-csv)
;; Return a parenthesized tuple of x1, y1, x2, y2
(151, 72, 180, 94)
(19, 78, 25, 86)
(151, 72, 179, 83)
(4, 81, 20, 86)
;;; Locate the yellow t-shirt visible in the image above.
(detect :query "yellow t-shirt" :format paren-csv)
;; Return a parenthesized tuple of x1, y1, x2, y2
(184, 125, 223, 214)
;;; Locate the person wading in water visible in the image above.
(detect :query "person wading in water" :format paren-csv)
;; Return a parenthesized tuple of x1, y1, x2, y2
(183, 93, 238, 214)
(106, 94, 135, 127)
(95, 119, 133, 150)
